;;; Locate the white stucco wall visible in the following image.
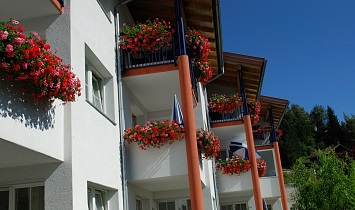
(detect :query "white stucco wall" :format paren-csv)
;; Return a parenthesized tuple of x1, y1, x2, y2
(69, 0, 122, 209)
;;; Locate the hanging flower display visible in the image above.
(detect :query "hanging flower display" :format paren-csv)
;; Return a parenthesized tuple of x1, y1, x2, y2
(257, 159, 267, 177)
(216, 156, 267, 177)
(193, 61, 213, 85)
(185, 28, 210, 61)
(119, 18, 174, 54)
(196, 128, 220, 159)
(248, 100, 262, 125)
(124, 120, 184, 150)
(255, 126, 283, 140)
(208, 93, 243, 113)
(0, 19, 81, 104)
(185, 28, 213, 84)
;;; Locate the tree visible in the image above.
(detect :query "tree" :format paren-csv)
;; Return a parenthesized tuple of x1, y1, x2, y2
(279, 104, 315, 168)
(290, 150, 355, 210)
(309, 105, 327, 149)
(324, 106, 344, 146)
(342, 114, 355, 149)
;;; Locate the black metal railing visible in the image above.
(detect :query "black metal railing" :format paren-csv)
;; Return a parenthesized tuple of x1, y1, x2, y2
(209, 106, 244, 123)
(253, 132, 273, 146)
(189, 59, 199, 102)
(121, 33, 177, 70)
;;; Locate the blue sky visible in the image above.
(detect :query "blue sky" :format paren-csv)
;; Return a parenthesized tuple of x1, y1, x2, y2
(220, 1, 355, 122)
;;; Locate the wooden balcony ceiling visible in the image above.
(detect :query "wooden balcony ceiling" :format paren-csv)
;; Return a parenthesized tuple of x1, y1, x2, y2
(210, 52, 267, 101)
(259, 95, 289, 128)
(126, 0, 219, 72)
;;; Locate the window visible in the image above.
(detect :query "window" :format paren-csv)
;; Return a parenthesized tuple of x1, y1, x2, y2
(85, 44, 115, 123)
(86, 62, 104, 112)
(217, 149, 233, 160)
(220, 203, 247, 210)
(87, 187, 108, 210)
(0, 185, 44, 210)
(136, 199, 142, 210)
(158, 201, 175, 210)
(258, 150, 277, 177)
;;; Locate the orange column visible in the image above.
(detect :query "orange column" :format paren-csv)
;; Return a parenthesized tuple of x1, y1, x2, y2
(177, 55, 204, 210)
(273, 141, 289, 210)
(244, 115, 263, 210)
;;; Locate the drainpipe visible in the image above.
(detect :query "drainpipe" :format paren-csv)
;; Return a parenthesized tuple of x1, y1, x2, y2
(238, 68, 263, 210)
(114, 2, 132, 210)
(270, 107, 289, 210)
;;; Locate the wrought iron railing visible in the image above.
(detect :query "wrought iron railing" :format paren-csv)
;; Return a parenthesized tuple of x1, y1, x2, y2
(121, 33, 177, 70)
(209, 106, 244, 123)
(253, 132, 273, 146)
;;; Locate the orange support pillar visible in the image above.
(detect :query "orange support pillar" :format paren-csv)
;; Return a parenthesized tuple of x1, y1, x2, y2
(177, 55, 204, 210)
(244, 115, 263, 210)
(274, 141, 289, 210)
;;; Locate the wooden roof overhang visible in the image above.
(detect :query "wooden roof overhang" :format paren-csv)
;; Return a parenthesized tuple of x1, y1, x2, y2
(259, 95, 289, 129)
(126, 0, 223, 75)
(209, 52, 267, 101)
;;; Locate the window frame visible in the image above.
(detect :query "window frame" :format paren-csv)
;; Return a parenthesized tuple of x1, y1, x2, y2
(87, 186, 108, 210)
(0, 183, 44, 210)
(86, 60, 105, 113)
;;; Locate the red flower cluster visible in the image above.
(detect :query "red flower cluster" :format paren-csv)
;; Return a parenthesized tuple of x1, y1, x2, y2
(248, 101, 262, 125)
(124, 120, 184, 150)
(193, 61, 213, 85)
(257, 159, 267, 177)
(208, 93, 243, 113)
(185, 28, 210, 61)
(186, 28, 213, 84)
(120, 18, 174, 54)
(255, 126, 283, 140)
(0, 19, 81, 104)
(196, 128, 220, 159)
(216, 156, 267, 177)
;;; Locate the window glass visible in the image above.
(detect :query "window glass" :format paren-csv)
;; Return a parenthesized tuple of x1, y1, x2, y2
(0, 190, 9, 210)
(15, 188, 29, 210)
(258, 150, 277, 176)
(30, 186, 44, 210)
(92, 75, 103, 111)
(95, 190, 105, 210)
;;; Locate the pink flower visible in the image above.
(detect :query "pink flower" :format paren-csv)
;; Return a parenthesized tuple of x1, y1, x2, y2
(0, 31, 8, 40)
(12, 20, 19, 24)
(31, 31, 41, 40)
(14, 37, 25, 44)
(5, 44, 14, 52)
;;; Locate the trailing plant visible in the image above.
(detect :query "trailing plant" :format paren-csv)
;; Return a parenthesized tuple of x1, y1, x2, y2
(124, 120, 184, 150)
(0, 19, 81, 104)
(216, 157, 267, 177)
(208, 93, 243, 113)
(196, 128, 221, 159)
(119, 18, 174, 54)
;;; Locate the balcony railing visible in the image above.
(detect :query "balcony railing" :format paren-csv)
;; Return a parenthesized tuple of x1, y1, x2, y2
(121, 33, 177, 70)
(253, 132, 273, 146)
(209, 106, 244, 123)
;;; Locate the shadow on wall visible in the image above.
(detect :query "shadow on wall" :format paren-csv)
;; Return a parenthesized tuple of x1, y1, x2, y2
(0, 78, 55, 130)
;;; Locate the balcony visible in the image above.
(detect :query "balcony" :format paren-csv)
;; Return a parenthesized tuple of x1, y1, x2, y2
(125, 139, 206, 191)
(0, 0, 63, 21)
(216, 170, 253, 196)
(209, 106, 244, 124)
(0, 79, 64, 169)
(253, 132, 273, 146)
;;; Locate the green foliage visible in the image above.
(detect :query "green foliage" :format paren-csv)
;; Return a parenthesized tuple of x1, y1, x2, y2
(290, 150, 355, 210)
(279, 104, 315, 168)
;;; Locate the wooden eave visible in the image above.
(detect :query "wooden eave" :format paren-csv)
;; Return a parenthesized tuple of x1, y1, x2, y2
(259, 95, 289, 129)
(126, 0, 220, 74)
(210, 52, 266, 101)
